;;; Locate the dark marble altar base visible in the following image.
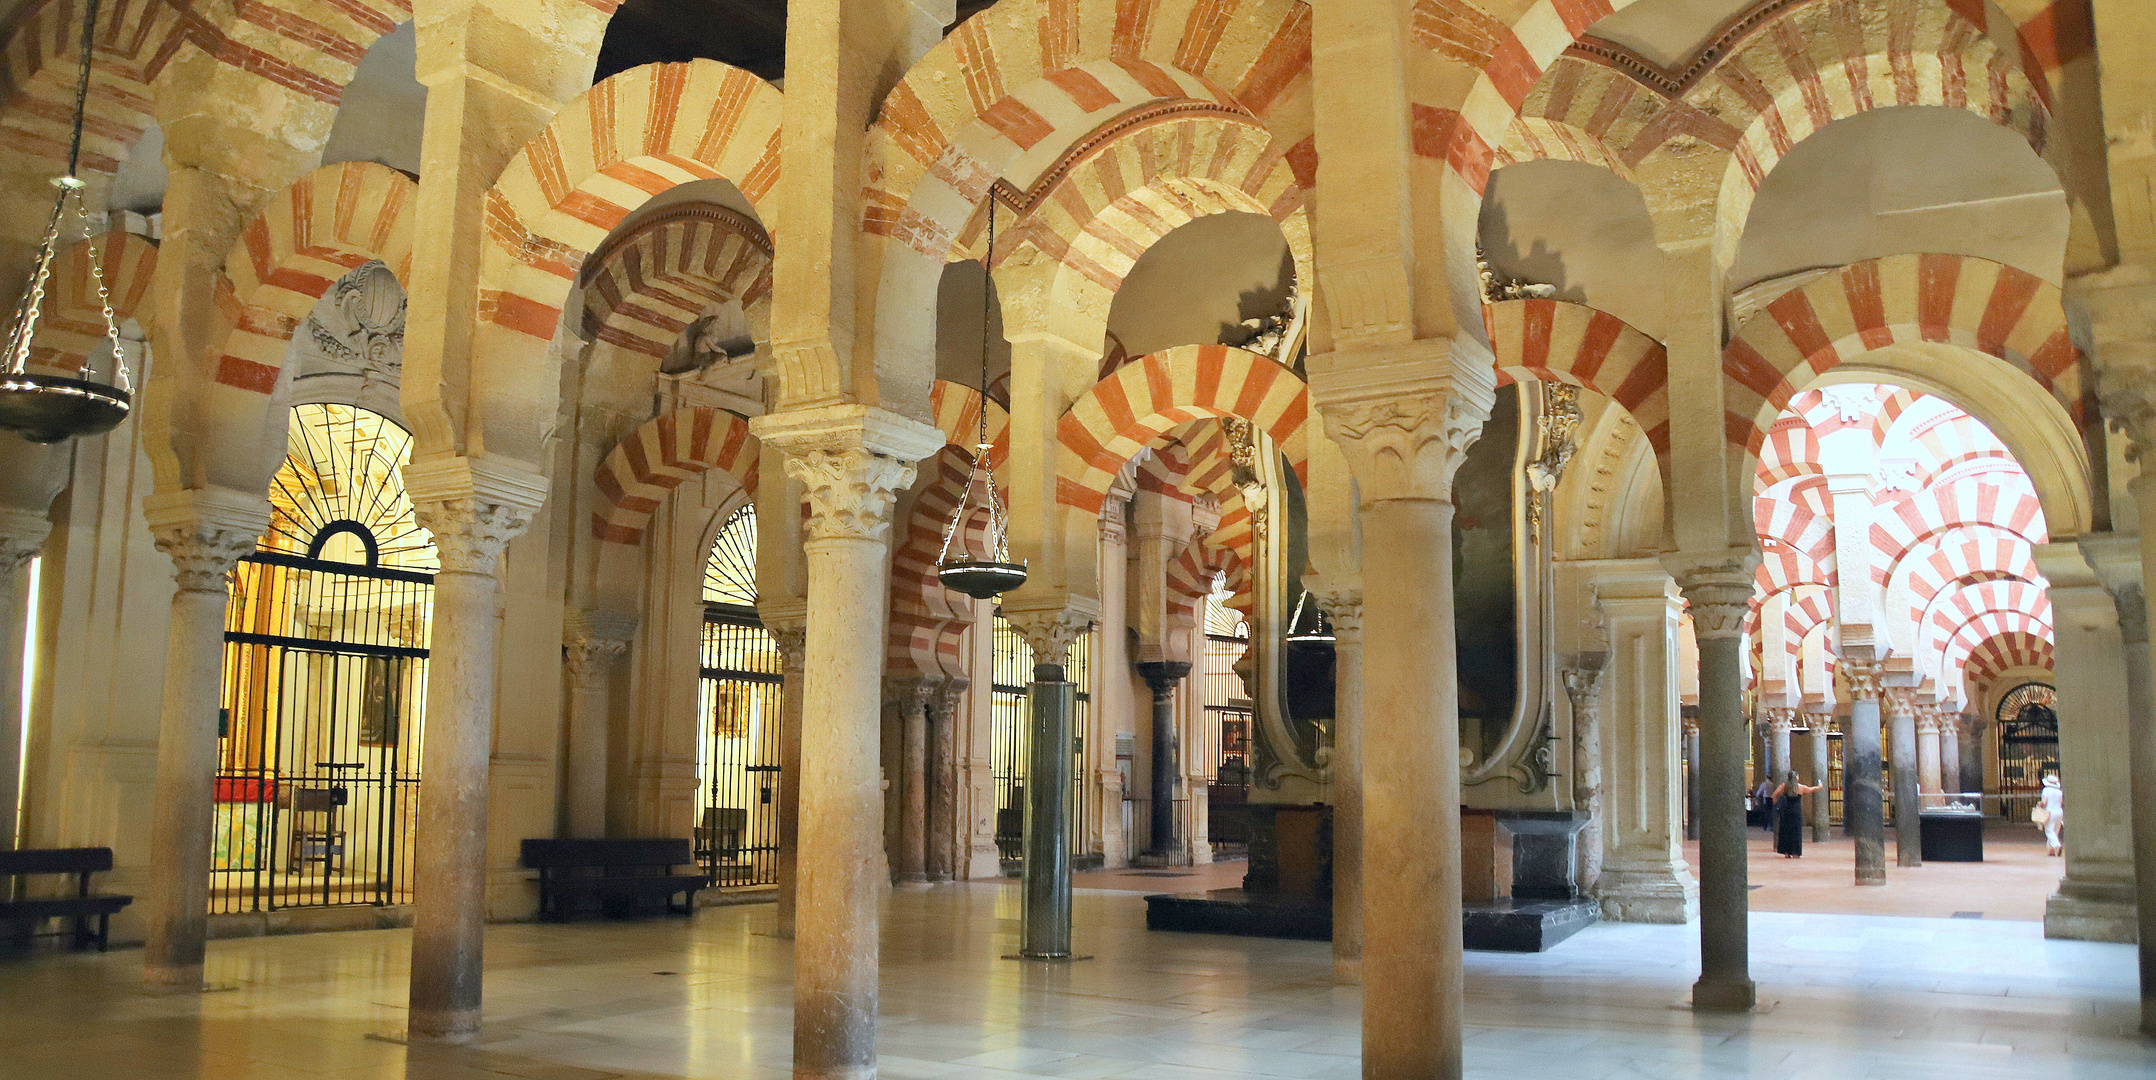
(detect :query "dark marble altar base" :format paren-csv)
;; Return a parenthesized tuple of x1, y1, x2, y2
(1142, 890, 1597, 952)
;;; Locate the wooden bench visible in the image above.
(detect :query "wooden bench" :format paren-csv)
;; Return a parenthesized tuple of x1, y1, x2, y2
(0, 848, 134, 951)
(520, 838, 704, 921)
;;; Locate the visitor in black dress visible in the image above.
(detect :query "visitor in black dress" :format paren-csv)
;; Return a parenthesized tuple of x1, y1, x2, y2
(1773, 770, 1822, 858)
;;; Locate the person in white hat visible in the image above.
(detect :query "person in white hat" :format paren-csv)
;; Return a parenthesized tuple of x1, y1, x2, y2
(2034, 773, 2065, 856)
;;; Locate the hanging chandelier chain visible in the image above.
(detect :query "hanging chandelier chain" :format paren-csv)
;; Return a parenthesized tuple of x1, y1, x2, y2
(1, 191, 69, 378)
(936, 194, 1018, 574)
(78, 194, 129, 391)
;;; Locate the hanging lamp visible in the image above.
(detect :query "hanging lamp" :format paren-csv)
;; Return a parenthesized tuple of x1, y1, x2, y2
(0, 0, 132, 445)
(936, 197, 1027, 600)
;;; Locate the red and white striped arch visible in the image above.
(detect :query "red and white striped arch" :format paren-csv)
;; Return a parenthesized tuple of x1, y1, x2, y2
(1959, 629, 2056, 691)
(591, 407, 760, 544)
(213, 162, 417, 395)
(1056, 344, 1307, 513)
(1869, 479, 2049, 567)
(928, 379, 1012, 469)
(888, 445, 982, 679)
(580, 204, 772, 360)
(30, 230, 157, 372)
(1924, 578, 2052, 676)
(1723, 254, 2082, 459)
(1485, 298, 1669, 456)
(1883, 531, 2040, 646)
(1756, 499, 1836, 562)
(482, 61, 783, 343)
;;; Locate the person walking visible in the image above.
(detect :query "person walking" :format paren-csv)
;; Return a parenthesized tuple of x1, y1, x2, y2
(1772, 771, 1821, 858)
(2034, 772, 2064, 856)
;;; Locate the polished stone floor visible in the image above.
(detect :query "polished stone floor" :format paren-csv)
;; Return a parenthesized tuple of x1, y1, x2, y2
(2, 885, 2149, 1080)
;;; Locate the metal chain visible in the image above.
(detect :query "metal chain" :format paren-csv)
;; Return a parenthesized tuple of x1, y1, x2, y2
(1, 187, 70, 377)
(75, 187, 129, 390)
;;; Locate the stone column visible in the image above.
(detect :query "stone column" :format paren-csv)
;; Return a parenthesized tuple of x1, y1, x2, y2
(1958, 715, 1985, 801)
(1307, 585, 1364, 984)
(139, 492, 267, 987)
(0, 511, 49, 852)
(1560, 653, 1610, 895)
(1134, 661, 1191, 865)
(2123, 471, 2156, 1032)
(925, 680, 961, 882)
(1683, 709, 1701, 842)
(766, 621, 807, 936)
(1842, 658, 1887, 885)
(1883, 687, 1922, 868)
(2043, 536, 2146, 941)
(402, 463, 544, 1040)
(1938, 711, 1963, 795)
(1915, 709, 1943, 795)
(895, 679, 931, 884)
(1763, 707, 1795, 783)
(1588, 570, 1695, 924)
(1804, 710, 1833, 842)
(1008, 608, 1091, 959)
(1307, 348, 1492, 1080)
(562, 612, 633, 838)
(1669, 555, 1759, 1012)
(749, 405, 939, 1076)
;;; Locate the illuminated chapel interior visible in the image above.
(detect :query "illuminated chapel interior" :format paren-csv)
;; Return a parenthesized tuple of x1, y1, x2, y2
(0, 1, 2154, 1078)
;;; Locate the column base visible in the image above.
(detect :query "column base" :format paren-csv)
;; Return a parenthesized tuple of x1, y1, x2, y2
(407, 1009, 482, 1043)
(2044, 884, 2139, 943)
(142, 962, 205, 989)
(1133, 850, 1190, 868)
(1691, 975, 1758, 1012)
(1595, 861, 1698, 924)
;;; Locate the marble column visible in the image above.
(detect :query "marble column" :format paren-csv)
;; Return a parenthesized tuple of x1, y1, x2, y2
(1307, 585, 1364, 984)
(1683, 709, 1701, 842)
(139, 493, 267, 987)
(1560, 653, 1610, 896)
(1308, 356, 1491, 1080)
(1884, 688, 1922, 868)
(1134, 661, 1190, 864)
(896, 679, 931, 884)
(562, 612, 633, 838)
(750, 406, 938, 1076)
(403, 469, 543, 1040)
(1670, 556, 1759, 1012)
(1804, 711, 1833, 842)
(1843, 659, 1887, 885)
(766, 622, 807, 937)
(1939, 712, 1963, 795)
(2044, 536, 2145, 941)
(1008, 608, 1091, 959)
(1958, 716, 1985, 802)
(1763, 708, 1795, 783)
(1915, 709, 1943, 795)
(1588, 569, 1695, 924)
(926, 680, 961, 882)
(0, 511, 49, 852)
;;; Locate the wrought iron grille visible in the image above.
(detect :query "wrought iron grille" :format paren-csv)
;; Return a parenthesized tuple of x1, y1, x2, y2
(212, 405, 433, 914)
(1993, 682, 2058, 822)
(697, 506, 786, 888)
(990, 614, 1091, 865)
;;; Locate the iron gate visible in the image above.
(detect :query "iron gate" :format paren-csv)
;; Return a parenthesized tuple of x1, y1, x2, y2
(698, 613, 785, 886)
(1994, 683, 2059, 822)
(212, 550, 430, 912)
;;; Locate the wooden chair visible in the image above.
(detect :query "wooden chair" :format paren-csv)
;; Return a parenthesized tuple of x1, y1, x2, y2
(281, 786, 347, 874)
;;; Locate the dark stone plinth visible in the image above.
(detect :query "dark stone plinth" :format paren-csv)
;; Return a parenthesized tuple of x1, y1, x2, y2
(1462, 898, 1599, 952)
(1144, 889, 1330, 940)
(1143, 889, 1596, 952)
(1920, 810, 1984, 862)
(1496, 810, 1590, 902)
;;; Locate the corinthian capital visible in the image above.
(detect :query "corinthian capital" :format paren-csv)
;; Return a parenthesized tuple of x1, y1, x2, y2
(1004, 605, 1095, 669)
(0, 508, 51, 576)
(144, 487, 272, 594)
(403, 455, 547, 576)
(1663, 549, 1757, 640)
(1301, 580, 1363, 642)
(751, 405, 941, 544)
(1560, 651, 1608, 711)
(564, 609, 636, 687)
(1840, 657, 1883, 701)
(1307, 338, 1496, 503)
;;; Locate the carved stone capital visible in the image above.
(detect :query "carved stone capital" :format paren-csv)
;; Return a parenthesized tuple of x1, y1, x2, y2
(1915, 710, 1942, 736)
(144, 488, 273, 594)
(0, 507, 50, 576)
(1004, 606, 1093, 669)
(1881, 685, 1918, 717)
(563, 609, 636, 688)
(1303, 585, 1364, 642)
(767, 623, 807, 673)
(1560, 652, 1608, 712)
(1307, 339, 1497, 503)
(1841, 657, 1884, 701)
(751, 405, 941, 544)
(1135, 660, 1192, 698)
(403, 455, 547, 576)
(1762, 706, 1797, 734)
(1664, 550, 1758, 640)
